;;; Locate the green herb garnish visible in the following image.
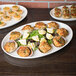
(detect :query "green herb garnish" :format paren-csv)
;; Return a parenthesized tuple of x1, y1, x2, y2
(47, 39, 53, 45)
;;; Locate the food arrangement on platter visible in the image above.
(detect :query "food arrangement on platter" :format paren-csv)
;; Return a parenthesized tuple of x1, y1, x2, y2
(54, 5, 76, 19)
(0, 5, 23, 27)
(3, 21, 69, 57)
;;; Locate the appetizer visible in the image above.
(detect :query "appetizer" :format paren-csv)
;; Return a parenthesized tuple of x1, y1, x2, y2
(71, 10, 76, 18)
(16, 9, 23, 15)
(4, 41, 17, 53)
(3, 15, 11, 21)
(0, 11, 5, 17)
(47, 22, 59, 29)
(10, 31, 21, 40)
(54, 8, 61, 17)
(56, 28, 68, 37)
(70, 4, 76, 11)
(3, 7, 10, 12)
(62, 5, 69, 11)
(12, 5, 19, 11)
(53, 36, 65, 47)
(0, 21, 5, 27)
(13, 13, 21, 20)
(39, 40, 52, 53)
(35, 22, 46, 29)
(17, 46, 32, 57)
(8, 10, 15, 16)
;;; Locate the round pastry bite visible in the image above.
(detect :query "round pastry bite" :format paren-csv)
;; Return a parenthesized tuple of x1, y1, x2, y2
(17, 46, 33, 57)
(10, 31, 21, 40)
(16, 9, 23, 15)
(53, 36, 65, 47)
(12, 5, 19, 11)
(54, 12, 61, 17)
(62, 14, 70, 19)
(47, 22, 59, 29)
(35, 22, 46, 29)
(54, 7, 61, 12)
(70, 5, 76, 10)
(0, 21, 6, 27)
(3, 7, 10, 12)
(8, 10, 15, 16)
(56, 28, 68, 37)
(71, 10, 76, 18)
(62, 5, 69, 11)
(13, 13, 21, 20)
(0, 11, 5, 17)
(4, 40, 18, 53)
(22, 25, 34, 32)
(3, 15, 11, 21)
(39, 41, 52, 53)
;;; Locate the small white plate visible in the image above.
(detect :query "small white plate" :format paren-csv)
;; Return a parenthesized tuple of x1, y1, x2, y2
(0, 4, 28, 29)
(50, 5, 76, 21)
(1, 21, 73, 59)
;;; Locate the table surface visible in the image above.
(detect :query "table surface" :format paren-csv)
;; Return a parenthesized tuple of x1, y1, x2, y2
(0, 8, 76, 76)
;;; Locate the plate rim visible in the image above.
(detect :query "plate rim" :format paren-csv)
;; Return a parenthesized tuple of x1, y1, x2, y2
(1, 20, 73, 59)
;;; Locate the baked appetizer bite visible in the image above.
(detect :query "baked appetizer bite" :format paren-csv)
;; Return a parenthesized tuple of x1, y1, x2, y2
(0, 21, 6, 27)
(53, 36, 65, 47)
(22, 25, 34, 33)
(0, 11, 5, 17)
(39, 40, 52, 53)
(10, 31, 21, 40)
(71, 10, 76, 18)
(54, 8, 61, 17)
(16, 9, 23, 15)
(8, 10, 15, 16)
(3, 7, 10, 12)
(47, 22, 59, 29)
(3, 15, 11, 21)
(4, 40, 18, 53)
(62, 5, 69, 11)
(12, 5, 19, 11)
(35, 22, 46, 29)
(13, 13, 21, 20)
(56, 28, 68, 37)
(17, 46, 33, 57)
(70, 4, 76, 11)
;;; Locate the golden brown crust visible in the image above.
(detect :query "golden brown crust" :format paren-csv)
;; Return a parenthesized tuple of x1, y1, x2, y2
(3, 7, 10, 12)
(56, 28, 68, 37)
(35, 22, 46, 29)
(22, 25, 34, 31)
(47, 22, 59, 29)
(12, 5, 19, 11)
(0, 21, 6, 27)
(3, 15, 11, 21)
(16, 9, 23, 15)
(39, 41, 51, 53)
(53, 36, 65, 47)
(4, 42, 16, 53)
(17, 46, 31, 57)
(10, 31, 21, 40)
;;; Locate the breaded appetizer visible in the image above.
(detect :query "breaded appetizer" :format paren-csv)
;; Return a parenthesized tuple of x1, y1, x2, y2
(17, 46, 32, 57)
(22, 25, 34, 32)
(39, 41, 52, 53)
(16, 9, 23, 15)
(3, 15, 11, 21)
(10, 31, 21, 40)
(62, 5, 69, 11)
(13, 13, 21, 20)
(3, 7, 10, 12)
(4, 41, 17, 53)
(53, 36, 65, 47)
(0, 11, 5, 17)
(47, 22, 59, 29)
(12, 5, 19, 11)
(56, 28, 68, 37)
(35, 22, 46, 29)
(8, 10, 15, 16)
(0, 21, 6, 27)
